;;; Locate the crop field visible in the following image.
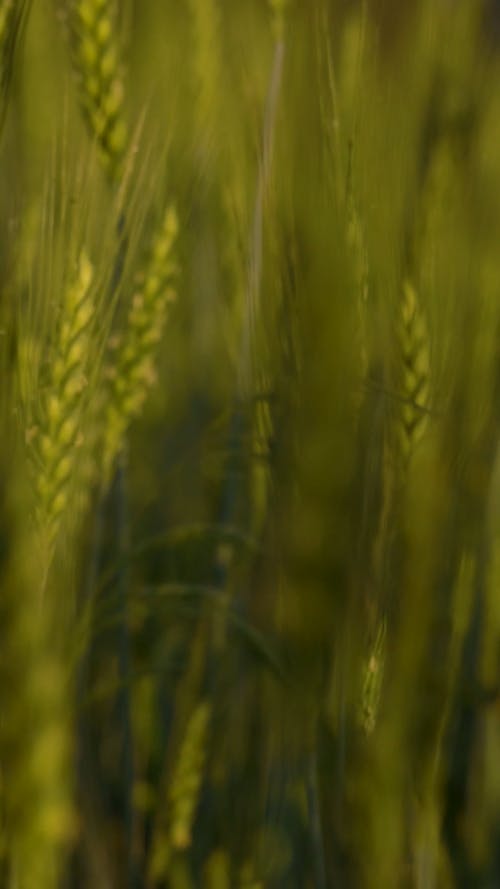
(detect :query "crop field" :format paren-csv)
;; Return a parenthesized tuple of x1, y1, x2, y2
(0, 1, 500, 887)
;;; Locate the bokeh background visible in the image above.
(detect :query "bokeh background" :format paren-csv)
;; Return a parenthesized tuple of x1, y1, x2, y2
(1, 1, 500, 887)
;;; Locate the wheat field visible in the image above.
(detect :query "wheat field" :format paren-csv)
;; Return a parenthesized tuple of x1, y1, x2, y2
(0, 1, 500, 887)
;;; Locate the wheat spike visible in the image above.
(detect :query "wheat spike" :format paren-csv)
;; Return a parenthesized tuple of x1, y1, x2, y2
(358, 618, 386, 735)
(148, 700, 211, 881)
(0, 468, 73, 889)
(69, 0, 127, 178)
(102, 205, 178, 481)
(396, 279, 431, 467)
(168, 700, 211, 851)
(32, 250, 94, 547)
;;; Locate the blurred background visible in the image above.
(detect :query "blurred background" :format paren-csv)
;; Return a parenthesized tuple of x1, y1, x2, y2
(1, 1, 500, 887)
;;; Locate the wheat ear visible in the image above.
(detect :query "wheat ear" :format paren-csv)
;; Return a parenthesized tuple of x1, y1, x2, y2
(68, 0, 127, 178)
(102, 205, 178, 482)
(168, 700, 211, 852)
(396, 279, 431, 468)
(32, 250, 94, 548)
(148, 700, 211, 881)
(188, 0, 221, 159)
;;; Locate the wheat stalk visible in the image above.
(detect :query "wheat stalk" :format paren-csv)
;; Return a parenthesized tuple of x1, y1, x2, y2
(168, 699, 211, 852)
(0, 0, 15, 56)
(188, 0, 221, 164)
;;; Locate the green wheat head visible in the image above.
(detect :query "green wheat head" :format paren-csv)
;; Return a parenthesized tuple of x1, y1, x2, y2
(168, 699, 211, 852)
(102, 204, 178, 482)
(30, 250, 94, 548)
(396, 279, 432, 469)
(0, 470, 72, 889)
(149, 700, 211, 881)
(68, 0, 127, 177)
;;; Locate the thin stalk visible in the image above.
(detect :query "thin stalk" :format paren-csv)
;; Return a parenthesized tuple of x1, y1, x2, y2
(306, 744, 327, 889)
(113, 453, 136, 888)
(239, 32, 285, 396)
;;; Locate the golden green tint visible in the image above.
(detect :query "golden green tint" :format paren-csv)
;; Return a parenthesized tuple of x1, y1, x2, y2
(396, 279, 432, 467)
(0, 1, 499, 886)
